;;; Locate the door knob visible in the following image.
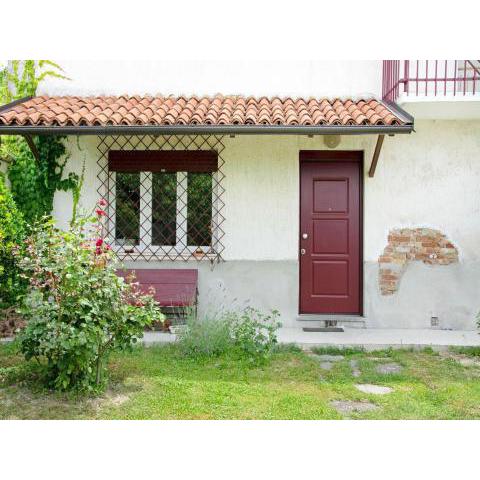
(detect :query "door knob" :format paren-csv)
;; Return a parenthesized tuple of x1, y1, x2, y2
(300, 248, 306, 255)
(302, 233, 308, 239)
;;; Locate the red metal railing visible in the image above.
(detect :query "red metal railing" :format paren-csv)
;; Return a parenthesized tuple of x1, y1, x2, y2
(382, 60, 480, 102)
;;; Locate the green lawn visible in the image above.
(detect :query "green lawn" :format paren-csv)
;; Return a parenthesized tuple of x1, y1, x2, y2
(1, 342, 480, 419)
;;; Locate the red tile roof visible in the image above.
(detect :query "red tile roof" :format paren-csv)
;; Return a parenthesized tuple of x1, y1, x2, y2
(0, 95, 405, 128)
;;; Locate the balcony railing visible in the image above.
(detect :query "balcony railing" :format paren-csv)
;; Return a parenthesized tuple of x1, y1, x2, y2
(382, 60, 480, 102)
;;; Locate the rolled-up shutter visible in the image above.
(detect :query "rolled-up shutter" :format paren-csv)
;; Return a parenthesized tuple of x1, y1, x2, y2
(108, 150, 218, 173)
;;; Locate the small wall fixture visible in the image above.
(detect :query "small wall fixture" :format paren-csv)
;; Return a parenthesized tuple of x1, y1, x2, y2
(324, 135, 340, 149)
(431, 316, 440, 329)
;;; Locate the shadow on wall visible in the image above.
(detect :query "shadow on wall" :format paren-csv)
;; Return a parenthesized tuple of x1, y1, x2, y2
(378, 228, 459, 295)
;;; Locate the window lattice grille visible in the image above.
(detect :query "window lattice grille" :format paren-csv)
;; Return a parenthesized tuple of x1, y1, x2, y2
(97, 135, 226, 263)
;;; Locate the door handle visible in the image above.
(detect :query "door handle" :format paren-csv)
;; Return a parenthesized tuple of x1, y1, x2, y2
(300, 248, 306, 255)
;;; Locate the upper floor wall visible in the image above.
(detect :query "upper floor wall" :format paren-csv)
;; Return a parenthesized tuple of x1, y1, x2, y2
(383, 60, 480, 119)
(37, 60, 383, 99)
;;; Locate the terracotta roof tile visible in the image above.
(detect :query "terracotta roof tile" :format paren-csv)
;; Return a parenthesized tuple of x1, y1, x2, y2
(0, 95, 405, 128)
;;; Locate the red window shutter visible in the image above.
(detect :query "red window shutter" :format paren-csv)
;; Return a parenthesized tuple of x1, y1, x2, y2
(108, 150, 218, 173)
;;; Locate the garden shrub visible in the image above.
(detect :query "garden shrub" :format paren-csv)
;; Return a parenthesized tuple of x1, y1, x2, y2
(178, 307, 281, 361)
(227, 307, 281, 359)
(0, 172, 26, 308)
(16, 202, 164, 392)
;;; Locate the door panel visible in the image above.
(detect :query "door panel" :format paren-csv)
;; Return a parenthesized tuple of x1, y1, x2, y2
(300, 153, 362, 314)
(313, 219, 348, 254)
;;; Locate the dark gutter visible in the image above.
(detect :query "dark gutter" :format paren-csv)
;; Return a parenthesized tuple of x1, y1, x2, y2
(383, 101, 415, 126)
(0, 124, 414, 136)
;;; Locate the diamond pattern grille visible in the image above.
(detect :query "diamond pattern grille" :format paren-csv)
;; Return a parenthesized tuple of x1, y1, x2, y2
(97, 135, 226, 263)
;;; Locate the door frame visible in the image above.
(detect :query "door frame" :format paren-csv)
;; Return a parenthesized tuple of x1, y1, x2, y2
(298, 150, 364, 316)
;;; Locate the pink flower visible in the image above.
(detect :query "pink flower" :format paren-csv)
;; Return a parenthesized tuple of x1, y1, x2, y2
(95, 238, 104, 247)
(105, 244, 112, 250)
(98, 198, 108, 207)
(95, 209, 106, 217)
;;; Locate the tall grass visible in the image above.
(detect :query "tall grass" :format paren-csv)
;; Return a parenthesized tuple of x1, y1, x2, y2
(177, 307, 281, 361)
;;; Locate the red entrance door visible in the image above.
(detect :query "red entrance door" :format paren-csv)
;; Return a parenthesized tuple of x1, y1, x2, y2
(299, 151, 362, 314)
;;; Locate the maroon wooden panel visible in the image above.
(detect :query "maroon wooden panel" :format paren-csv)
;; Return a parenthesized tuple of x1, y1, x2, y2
(299, 152, 362, 314)
(117, 269, 198, 306)
(109, 150, 218, 173)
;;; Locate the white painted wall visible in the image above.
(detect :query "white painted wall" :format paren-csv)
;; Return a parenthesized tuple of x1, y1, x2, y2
(51, 120, 480, 328)
(54, 120, 480, 264)
(38, 60, 383, 99)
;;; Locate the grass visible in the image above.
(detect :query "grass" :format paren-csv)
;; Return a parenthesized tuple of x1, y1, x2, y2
(2, 342, 480, 419)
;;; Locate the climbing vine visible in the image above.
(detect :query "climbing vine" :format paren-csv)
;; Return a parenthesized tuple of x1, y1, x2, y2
(0, 60, 79, 225)
(0, 60, 66, 102)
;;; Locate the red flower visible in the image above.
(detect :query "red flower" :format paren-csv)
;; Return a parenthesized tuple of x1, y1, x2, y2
(95, 209, 106, 217)
(96, 238, 104, 247)
(95, 247, 102, 255)
(98, 198, 108, 207)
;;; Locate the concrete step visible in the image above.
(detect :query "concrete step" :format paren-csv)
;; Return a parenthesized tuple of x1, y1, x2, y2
(297, 314, 367, 329)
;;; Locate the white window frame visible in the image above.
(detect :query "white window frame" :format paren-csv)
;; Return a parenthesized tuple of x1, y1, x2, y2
(109, 170, 217, 257)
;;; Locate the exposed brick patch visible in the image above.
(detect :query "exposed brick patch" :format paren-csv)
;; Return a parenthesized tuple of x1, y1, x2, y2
(378, 228, 459, 295)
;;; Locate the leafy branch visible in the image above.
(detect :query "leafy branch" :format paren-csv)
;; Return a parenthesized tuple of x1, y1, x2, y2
(0, 60, 79, 225)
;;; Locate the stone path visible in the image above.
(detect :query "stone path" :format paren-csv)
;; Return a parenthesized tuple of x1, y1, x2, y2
(314, 354, 345, 371)
(330, 400, 378, 414)
(350, 359, 361, 377)
(315, 354, 344, 362)
(355, 384, 393, 395)
(457, 357, 479, 367)
(375, 362, 402, 374)
(319, 362, 333, 370)
(439, 351, 480, 367)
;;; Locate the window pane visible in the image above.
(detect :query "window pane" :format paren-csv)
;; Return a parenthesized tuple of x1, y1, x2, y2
(115, 172, 140, 245)
(152, 172, 177, 246)
(187, 173, 212, 247)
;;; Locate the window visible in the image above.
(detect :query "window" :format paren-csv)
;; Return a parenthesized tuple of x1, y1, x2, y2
(108, 150, 219, 261)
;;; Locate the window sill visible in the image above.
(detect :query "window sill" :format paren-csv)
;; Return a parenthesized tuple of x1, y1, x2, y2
(115, 251, 219, 262)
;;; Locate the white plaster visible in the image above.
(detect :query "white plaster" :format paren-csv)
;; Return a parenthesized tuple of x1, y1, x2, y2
(53, 120, 480, 264)
(399, 97, 480, 119)
(52, 136, 100, 229)
(49, 120, 480, 329)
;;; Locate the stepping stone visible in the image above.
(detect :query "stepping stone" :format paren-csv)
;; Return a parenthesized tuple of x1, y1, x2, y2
(355, 384, 393, 395)
(375, 362, 402, 374)
(330, 400, 378, 414)
(319, 362, 333, 370)
(315, 354, 344, 362)
(350, 359, 361, 378)
(457, 357, 479, 367)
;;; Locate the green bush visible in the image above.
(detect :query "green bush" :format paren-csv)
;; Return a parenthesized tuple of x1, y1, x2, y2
(0, 173, 26, 307)
(178, 307, 281, 361)
(16, 204, 164, 392)
(6, 135, 78, 225)
(227, 307, 281, 359)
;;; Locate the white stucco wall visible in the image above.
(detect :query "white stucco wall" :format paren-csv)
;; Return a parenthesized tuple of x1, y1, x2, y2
(54, 120, 480, 264)
(52, 120, 480, 329)
(38, 60, 382, 99)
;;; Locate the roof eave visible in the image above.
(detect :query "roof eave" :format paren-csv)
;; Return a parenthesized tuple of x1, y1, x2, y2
(0, 124, 414, 136)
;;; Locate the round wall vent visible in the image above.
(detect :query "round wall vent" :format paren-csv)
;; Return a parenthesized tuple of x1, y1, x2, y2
(324, 135, 341, 149)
